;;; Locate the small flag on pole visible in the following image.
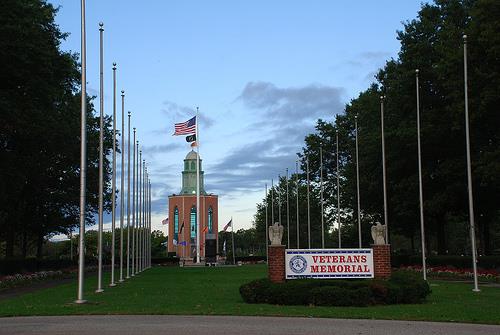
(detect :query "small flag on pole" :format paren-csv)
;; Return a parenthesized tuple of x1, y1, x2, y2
(173, 239, 178, 246)
(179, 221, 185, 233)
(179, 241, 187, 246)
(162, 218, 169, 225)
(173, 116, 196, 136)
(186, 134, 196, 143)
(223, 219, 232, 232)
(191, 141, 197, 148)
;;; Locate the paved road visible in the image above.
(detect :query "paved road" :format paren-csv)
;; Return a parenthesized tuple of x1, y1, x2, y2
(0, 315, 499, 335)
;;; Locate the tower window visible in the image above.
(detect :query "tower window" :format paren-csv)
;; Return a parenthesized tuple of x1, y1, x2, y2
(208, 206, 213, 234)
(174, 207, 179, 241)
(190, 206, 197, 238)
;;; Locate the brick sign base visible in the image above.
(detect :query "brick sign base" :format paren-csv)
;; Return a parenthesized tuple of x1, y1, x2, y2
(268, 244, 391, 282)
(268, 245, 285, 283)
(372, 244, 391, 279)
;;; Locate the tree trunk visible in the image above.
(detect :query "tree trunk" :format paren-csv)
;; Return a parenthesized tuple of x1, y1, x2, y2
(36, 232, 43, 259)
(437, 216, 447, 255)
(22, 230, 28, 258)
(5, 225, 15, 258)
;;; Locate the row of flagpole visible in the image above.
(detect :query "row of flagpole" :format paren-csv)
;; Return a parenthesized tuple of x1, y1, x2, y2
(263, 35, 479, 291)
(76, 10, 153, 303)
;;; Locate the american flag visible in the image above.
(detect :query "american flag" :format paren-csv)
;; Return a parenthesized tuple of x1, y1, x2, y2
(173, 116, 196, 135)
(223, 219, 232, 232)
(162, 218, 169, 225)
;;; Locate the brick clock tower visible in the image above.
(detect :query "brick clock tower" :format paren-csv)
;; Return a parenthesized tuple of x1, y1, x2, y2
(168, 150, 218, 260)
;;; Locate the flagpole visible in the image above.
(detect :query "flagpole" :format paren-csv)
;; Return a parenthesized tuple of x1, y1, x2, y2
(336, 130, 341, 248)
(131, 129, 136, 276)
(296, 160, 300, 248)
(265, 183, 268, 261)
(195, 107, 201, 264)
(141, 164, 148, 271)
(142, 161, 146, 271)
(126, 112, 131, 278)
(278, 174, 281, 226)
(119, 90, 125, 282)
(355, 115, 362, 248)
(463, 35, 480, 292)
(135, 142, 139, 274)
(320, 146, 324, 248)
(286, 168, 290, 248)
(380, 96, 389, 243)
(231, 217, 235, 265)
(148, 179, 151, 268)
(415, 70, 427, 280)
(306, 158, 311, 249)
(143, 162, 146, 270)
(138, 150, 142, 273)
(271, 179, 274, 225)
(96, 22, 104, 294)
(76, 0, 87, 303)
(109, 62, 117, 287)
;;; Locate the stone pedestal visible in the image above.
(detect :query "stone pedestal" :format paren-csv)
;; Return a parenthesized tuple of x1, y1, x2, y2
(372, 244, 391, 279)
(268, 245, 285, 283)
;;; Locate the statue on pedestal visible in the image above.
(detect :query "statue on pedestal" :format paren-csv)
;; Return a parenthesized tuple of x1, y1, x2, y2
(269, 222, 284, 246)
(371, 222, 387, 245)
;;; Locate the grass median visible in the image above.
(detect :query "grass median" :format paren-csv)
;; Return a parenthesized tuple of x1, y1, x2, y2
(0, 264, 499, 324)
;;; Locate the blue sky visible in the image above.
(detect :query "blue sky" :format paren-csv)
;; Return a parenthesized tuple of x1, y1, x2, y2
(49, 0, 426, 236)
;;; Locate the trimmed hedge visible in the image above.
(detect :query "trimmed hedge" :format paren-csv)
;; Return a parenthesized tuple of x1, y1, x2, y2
(239, 270, 431, 307)
(392, 255, 500, 270)
(151, 257, 179, 266)
(235, 256, 267, 263)
(0, 258, 77, 276)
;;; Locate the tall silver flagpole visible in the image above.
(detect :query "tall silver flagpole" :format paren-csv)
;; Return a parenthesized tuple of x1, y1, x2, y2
(131, 129, 136, 276)
(306, 158, 311, 249)
(231, 217, 236, 265)
(126, 111, 131, 278)
(138, 149, 142, 273)
(109, 63, 117, 287)
(271, 179, 274, 225)
(286, 168, 290, 248)
(380, 96, 389, 243)
(148, 179, 152, 268)
(143, 163, 146, 270)
(355, 115, 362, 248)
(76, 0, 87, 304)
(320, 146, 324, 248)
(135, 142, 139, 274)
(141, 165, 145, 271)
(265, 183, 268, 260)
(415, 70, 427, 280)
(296, 160, 300, 248)
(336, 130, 341, 248)
(463, 35, 480, 292)
(278, 174, 281, 226)
(141, 158, 144, 271)
(195, 107, 201, 263)
(96, 22, 105, 293)
(119, 90, 125, 282)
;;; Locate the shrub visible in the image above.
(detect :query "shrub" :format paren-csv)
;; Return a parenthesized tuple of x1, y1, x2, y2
(151, 257, 179, 266)
(0, 258, 77, 276)
(392, 255, 500, 270)
(311, 286, 372, 307)
(239, 271, 430, 307)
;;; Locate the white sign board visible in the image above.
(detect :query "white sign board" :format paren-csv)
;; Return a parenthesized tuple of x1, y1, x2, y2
(285, 249, 374, 279)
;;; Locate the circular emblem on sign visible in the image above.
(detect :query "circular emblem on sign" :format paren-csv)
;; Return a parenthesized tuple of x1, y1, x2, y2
(289, 255, 307, 274)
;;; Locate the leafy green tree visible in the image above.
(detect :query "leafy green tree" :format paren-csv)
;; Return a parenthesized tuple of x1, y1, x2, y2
(0, 0, 113, 258)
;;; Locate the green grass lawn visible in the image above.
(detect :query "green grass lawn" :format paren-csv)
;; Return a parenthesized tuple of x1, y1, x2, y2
(0, 265, 499, 324)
